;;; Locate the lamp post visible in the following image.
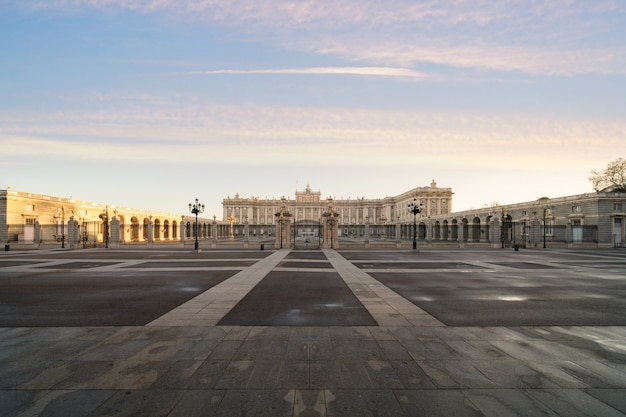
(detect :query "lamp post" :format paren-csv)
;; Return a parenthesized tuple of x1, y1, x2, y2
(279, 208, 284, 248)
(278, 196, 287, 248)
(325, 197, 336, 249)
(408, 198, 422, 250)
(327, 209, 336, 249)
(60, 207, 65, 248)
(543, 208, 547, 249)
(188, 198, 204, 250)
(100, 207, 109, 248)
(501, 210, 506, 248)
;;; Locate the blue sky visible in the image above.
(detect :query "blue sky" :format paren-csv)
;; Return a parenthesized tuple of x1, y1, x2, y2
(1, 0, 625, 218)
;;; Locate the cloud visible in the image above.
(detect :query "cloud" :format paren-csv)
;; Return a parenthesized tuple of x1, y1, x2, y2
(189, 66, 428, 78)
(2, 99, 623, 170)
(16, 0, 626, 75)
(319, 38, 626, 75)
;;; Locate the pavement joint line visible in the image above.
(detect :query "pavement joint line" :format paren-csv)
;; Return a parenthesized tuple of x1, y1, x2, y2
(323, 249, 445, 327)
(273, 267, 336, 272)
(147, 249, 292, 326)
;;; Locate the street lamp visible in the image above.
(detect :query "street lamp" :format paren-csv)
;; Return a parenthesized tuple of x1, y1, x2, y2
(543, 208, 548, 249)
(408, 198, 422, 250)
(100, 207, 109, 248)
(277, 196, 287, 248)
(188, 198, 204, 250)
(279, 208, 284, 248)
(327, 209, 336, 249)
(60, 207, 65, 248)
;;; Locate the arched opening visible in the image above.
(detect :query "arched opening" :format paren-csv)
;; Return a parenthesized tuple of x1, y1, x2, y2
(472, 217, 481, 242)
(434, 221, 441, 240)
(163, 220, 170, 239)
(130, 217, 140, 242)
(418, 222, 427, 240)
(143, 218, 149, 240)
(154, 219, 161, 240)
(443, 220, 449, 240)
(172, 220, 178, 239)
(451, 219, 458, 240)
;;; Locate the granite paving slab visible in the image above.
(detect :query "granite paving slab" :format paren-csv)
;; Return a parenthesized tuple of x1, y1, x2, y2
(1, 247, 625, 416)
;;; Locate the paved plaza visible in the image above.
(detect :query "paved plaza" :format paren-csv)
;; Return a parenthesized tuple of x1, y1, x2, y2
(1, 245, 625, 416)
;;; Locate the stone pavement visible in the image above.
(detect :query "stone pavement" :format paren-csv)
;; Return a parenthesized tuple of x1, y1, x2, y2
(1, 246, 625, 416)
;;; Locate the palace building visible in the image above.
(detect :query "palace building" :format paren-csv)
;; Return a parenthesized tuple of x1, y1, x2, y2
(2, 183, 625, 249)
(0, 189, 211, 248)
(221, 181, 453, 240)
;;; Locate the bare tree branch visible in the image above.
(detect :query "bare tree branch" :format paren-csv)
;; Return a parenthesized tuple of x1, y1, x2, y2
(589, 158, 626, 192)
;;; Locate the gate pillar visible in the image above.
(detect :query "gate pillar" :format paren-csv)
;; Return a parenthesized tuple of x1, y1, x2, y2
(274, 207, 292, 249)
(322, 208, 339, 249)
(110, 216, 121, 248)
(68, 216, 80, 248)
(489, 216, 501, 248)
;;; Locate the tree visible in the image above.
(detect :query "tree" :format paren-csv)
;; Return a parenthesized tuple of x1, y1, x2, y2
(589, 158, 626, 192)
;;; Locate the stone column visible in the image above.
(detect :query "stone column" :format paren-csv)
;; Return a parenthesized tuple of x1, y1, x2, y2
(529, 218, 542, 248)
(34, 220, 41, 247)
(68, 216, 80, 248)
(110, 216, 120, 248)
(364, 220, 370, 248)
(147, 216, 154, 247)
(244, 218, 249, 248)
(395, 221, 401, 248)
(179, 216, 185, 247)
(212, 218, 218, 248)
(489, 217, 501, 248)
(457, 221, 465, 248)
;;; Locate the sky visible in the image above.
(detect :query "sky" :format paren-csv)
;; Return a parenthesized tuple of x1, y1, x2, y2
(1, 0, 625, 219)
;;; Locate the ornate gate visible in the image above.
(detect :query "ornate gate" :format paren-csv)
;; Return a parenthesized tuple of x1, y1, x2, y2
(293, 220, 322, 249)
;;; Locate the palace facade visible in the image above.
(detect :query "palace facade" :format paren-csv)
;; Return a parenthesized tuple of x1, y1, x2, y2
(2, 183, 625, 248)
(221, 182, 453, 239)
(0, 189, 214, 248)
(434, 191, 626, 248)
